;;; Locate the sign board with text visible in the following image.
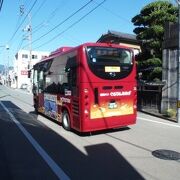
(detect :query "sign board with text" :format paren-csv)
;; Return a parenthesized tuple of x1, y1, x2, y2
(21, 70, 28, 75)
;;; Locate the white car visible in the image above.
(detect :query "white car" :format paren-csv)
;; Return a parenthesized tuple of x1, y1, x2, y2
(21, 83, 28, 89)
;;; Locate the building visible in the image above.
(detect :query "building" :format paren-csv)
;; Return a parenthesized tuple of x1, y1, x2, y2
(97, 30, 141, 55)
(14, 49, 49, 89)
(161, 22, 178, 114)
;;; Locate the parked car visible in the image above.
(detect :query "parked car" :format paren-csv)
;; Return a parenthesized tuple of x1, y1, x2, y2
(20, 83, 28, 89)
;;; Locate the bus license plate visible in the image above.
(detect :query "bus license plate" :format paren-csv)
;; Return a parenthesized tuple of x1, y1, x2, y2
(108, 102, 117, 109)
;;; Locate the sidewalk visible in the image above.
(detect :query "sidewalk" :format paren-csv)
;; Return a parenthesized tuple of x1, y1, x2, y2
(139, 109, 177, 122)
(2, 84, 32, 95)
(14, 88, 32, 94)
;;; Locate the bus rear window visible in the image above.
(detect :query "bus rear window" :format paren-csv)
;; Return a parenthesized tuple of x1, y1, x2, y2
(86, 46, 133, 80)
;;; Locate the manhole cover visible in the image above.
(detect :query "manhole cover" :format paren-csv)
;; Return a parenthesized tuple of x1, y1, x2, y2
(152, 149, 180, 160)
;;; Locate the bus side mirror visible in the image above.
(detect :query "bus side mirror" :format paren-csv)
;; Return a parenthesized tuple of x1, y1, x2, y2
(28, 70, 31, 78)
(135, 55, 138, 62)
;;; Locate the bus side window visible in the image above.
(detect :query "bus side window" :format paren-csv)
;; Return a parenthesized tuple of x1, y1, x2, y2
(38, 61, 52, 93)
(66, 56, 78, 96)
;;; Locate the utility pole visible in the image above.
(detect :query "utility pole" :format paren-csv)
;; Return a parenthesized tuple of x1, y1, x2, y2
(6, 45, 9, 86)
(21, 3, 32, 92)
(26, 13, 32, 93)
(28, 13, 32, 70)
(20, 3, 32, 70)
(176, 0, 180, 124)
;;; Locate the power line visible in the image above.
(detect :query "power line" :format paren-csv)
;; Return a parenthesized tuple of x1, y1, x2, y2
(95, 1, 131, 24)
(12, 0, 38, 55)
(16, 1, 67, 53)
(34, 0, 106, 50)
(8, 0, 37, 44)
(32, 0, 47, 19)
(32, 1, 68, 34)
(0, 0, 4, 12)
(13, 2, 25, 40)
(23, 0, 93, 48)
(15, 0, 43, 54)
(16, 39, 24, 53)
(23, 0, 29, 7)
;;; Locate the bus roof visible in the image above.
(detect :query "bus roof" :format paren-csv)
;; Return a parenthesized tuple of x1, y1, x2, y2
(50, 47, 73, 56)
(37, 42, 133, 64)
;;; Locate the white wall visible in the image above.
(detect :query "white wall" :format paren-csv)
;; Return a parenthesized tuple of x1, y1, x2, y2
(14, 49, 49, 89)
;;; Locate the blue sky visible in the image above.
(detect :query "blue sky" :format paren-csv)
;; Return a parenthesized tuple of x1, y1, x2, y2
(0, 0, 175, 66)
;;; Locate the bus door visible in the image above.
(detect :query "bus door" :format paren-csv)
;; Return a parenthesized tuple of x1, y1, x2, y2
(66, 56, 79, 128)
(34, 61, 51, 113)
(32, 66, 39, 111)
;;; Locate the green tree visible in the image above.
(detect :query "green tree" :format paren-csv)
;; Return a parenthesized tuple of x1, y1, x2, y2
(132, 0, 178, 81)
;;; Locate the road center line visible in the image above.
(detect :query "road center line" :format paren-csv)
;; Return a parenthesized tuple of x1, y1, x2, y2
(0, 101, 70, 180)
(138, 116, 180, 128)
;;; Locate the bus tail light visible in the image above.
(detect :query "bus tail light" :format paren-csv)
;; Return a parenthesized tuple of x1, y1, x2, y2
(84, 88, 89, 117)
(84, 109, 89, 114)
(84, 88, 89, 93)
(84, 107, 89, 118)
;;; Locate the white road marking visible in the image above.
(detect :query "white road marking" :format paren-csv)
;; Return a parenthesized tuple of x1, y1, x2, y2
(138, 116, 180, 128)
(0, 101, 70, 180)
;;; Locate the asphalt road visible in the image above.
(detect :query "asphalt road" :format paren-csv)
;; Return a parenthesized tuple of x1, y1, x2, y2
(0, 85, 180, 180)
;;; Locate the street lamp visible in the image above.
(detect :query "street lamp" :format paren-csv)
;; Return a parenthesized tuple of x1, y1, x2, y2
(176, 0, 180, 124)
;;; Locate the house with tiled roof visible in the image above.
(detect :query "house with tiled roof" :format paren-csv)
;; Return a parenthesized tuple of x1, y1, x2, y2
(97, 30, 141, 55)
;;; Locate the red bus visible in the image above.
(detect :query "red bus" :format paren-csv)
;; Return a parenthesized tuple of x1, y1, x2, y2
(32, 42, 137, 132)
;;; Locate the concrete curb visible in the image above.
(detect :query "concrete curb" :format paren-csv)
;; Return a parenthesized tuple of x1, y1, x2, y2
(138, 110, 177, 123)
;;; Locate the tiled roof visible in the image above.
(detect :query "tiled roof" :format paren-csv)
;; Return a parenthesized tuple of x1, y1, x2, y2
(97, 30, 138, 44)
(107, 30, 137, 40)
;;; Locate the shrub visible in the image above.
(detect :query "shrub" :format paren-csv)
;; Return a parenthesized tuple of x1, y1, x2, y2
(164, 109, 176, 118)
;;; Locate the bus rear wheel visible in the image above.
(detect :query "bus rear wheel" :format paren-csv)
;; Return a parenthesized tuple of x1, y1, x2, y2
(62, 110, 71, 131)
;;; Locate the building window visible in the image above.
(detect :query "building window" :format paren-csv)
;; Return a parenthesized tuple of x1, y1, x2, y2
(32, 55, 38, 59)
(22, 54, 28, 58)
